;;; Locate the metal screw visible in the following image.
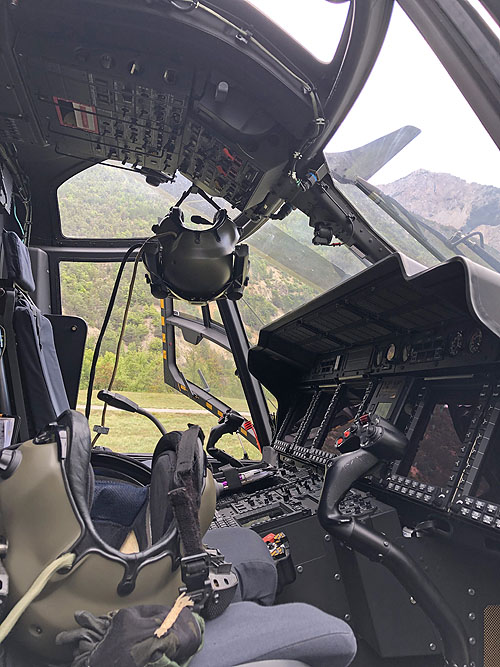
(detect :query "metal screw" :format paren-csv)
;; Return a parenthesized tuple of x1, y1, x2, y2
(468, 612, 476, 621)
(383, 541, 389, 547)
(296, 566, 303, 573)
(429, 643, 436, 651)
(324, 535, 331, 542)
(71, 325, 77, 331)
(468, 637, 476, 646)
(344, 613, 351, 621)
(334, 573, 341, 581)
(5, 85, 12, 90)
(468, 588, 475, 596)
(410, 597, 416, 605)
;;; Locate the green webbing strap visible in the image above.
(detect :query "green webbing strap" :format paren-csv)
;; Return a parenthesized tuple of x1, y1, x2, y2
(0, 552, 75, 644)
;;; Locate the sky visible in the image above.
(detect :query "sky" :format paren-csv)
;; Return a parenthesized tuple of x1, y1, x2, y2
(248, 1, 500, 188)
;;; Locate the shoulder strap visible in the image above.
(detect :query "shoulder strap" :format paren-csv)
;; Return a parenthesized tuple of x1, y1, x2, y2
(168, 424, 204, 556)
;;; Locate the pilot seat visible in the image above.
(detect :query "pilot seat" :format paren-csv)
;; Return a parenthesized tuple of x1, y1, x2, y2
(0, 231, 356, 667)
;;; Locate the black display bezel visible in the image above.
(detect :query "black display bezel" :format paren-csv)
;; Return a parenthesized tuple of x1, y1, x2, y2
(274, 390, 318, 454)
(275, 381, 374, 465)
(381, 379, 491, 509)
(451, 380, 500, 530)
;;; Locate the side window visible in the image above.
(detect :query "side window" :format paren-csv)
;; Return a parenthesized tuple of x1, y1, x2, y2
(59, 261, 260, 459)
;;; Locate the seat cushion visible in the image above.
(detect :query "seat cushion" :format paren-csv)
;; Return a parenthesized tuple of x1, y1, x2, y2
(189, 601, 356, 667)
(90, 479, 149, 548)
(206, 527, 277, 605)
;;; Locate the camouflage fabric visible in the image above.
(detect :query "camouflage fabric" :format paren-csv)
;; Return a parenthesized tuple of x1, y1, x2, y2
(56, 605, 204, 667)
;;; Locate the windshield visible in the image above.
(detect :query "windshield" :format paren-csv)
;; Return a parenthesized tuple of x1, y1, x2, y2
(322, 3, 500, 273)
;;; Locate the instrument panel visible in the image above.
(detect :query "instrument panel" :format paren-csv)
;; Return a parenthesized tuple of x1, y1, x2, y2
(309, 319, 497, 382)
(274, 373, 500, 535)
(250, 255, 500, 539)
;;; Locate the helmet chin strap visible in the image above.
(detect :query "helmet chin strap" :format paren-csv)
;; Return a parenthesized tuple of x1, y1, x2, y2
(0, 552, 76, 643)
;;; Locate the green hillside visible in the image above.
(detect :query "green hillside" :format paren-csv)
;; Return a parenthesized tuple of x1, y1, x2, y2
(58, 164, 355, 421)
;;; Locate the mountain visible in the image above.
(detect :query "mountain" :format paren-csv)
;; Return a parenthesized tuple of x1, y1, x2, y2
(379, 170, 500, 249)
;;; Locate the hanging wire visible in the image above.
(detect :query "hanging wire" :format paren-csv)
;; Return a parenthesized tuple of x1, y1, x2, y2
(236, 431, 249, 460)
(85, 243, 143, 419)
(90, 229, 178, 445)
(12, 200, 25, 238)
(91, 243, 146, 445)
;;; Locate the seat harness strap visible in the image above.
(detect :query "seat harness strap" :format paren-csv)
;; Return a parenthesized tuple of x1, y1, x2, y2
(168, 425, 238, 618)
(168, 425, 211, 611)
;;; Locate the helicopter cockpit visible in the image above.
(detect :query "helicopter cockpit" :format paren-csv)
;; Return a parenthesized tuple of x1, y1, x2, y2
(0, 1, 500, 666)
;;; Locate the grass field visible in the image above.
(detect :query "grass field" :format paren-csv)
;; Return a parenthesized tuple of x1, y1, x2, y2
(78, 391, 260, 459)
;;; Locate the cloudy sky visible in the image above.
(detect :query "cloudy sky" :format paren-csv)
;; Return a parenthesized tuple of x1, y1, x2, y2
(249, 1, 500, 188)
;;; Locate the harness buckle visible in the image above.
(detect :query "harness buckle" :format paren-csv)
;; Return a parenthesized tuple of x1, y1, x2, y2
(179, 552, 211, 611)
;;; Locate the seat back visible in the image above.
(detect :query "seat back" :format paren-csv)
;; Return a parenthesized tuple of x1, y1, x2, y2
(13, 293, 70, 436)
(1, 230, 85, 438)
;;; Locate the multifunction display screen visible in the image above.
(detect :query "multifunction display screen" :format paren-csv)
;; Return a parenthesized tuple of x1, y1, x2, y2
(407, 391, 478, 488)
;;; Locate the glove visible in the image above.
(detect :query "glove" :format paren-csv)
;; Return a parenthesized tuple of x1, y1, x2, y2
(56, 603, 204, 667)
